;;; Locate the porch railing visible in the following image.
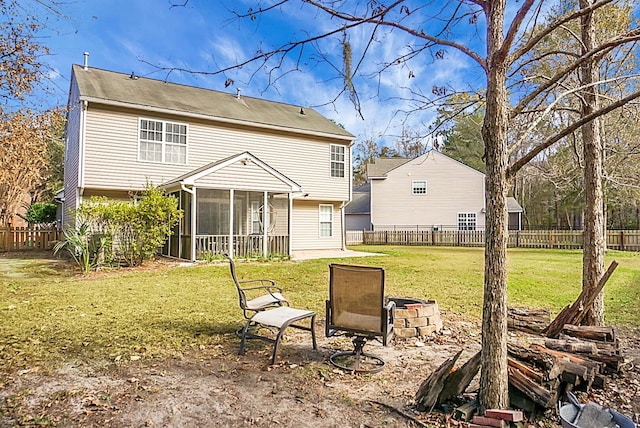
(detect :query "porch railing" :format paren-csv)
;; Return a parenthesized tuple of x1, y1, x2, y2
(195, 234, 289, 259)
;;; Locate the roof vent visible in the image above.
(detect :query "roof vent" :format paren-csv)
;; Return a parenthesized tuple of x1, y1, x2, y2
(236, 88, 242, 99)
(129, 71, 139, 80)
(300, 107, 305, 115)
(83, 52, 89, 71)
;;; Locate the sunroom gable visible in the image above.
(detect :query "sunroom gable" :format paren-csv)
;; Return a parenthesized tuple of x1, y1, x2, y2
(164, 152, 302, 193)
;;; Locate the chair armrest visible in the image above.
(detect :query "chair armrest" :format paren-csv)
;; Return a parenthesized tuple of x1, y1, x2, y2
(238, 279, 283, 294)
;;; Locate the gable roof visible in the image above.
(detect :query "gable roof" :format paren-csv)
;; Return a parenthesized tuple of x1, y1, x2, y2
(507, 197, 524, 213)
(366, 150, 485, 179)
(71, 64, 354, 141)
(163, 151, 301, 192)
(366, 157, 412, 178)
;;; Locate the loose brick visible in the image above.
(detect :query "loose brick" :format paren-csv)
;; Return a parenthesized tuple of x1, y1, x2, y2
(472, 416, 508, 427)
(395, 308, 418, 318)
(484, 409, 524, 422)
(394, 327, 418, 338)
(417, 324, 437, 336)
(393, 318, 407, 328)
(406, 316, 428, 328)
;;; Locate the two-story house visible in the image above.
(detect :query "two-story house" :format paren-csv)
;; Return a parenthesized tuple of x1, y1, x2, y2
(346, 150, 523, 231)
(63, 63, 355, 261)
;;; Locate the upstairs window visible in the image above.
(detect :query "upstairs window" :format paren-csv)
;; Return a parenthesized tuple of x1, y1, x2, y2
(139, 119, 187, 164)
(330, 144, 345, 178)
(412, 180, 427, 195)
(458, 212, 477, 231)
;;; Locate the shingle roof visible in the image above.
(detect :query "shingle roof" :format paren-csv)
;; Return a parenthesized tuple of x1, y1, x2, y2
(72, 64, 354, 140)
(346, 188, 370, 215)
(366, 157, 412, 178)
(507, 197, 524, 212)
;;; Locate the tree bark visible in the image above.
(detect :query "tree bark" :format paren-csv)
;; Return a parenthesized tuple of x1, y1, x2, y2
(580, 0, 606, 326)
(479, 0, 510, 411)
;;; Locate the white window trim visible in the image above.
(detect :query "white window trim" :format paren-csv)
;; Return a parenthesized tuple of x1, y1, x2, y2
(330, 144, 345, 178)
(457, 212, 477, 231)
(412, 180, 427, 195)
(138, 117, 189, 165)
(251, 201, 261, 234)
(319, 204, 334, 237)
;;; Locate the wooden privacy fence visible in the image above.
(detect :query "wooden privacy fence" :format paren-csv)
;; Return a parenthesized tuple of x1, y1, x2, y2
(0, 227, 62, 252)
(358, 229, 640, 251)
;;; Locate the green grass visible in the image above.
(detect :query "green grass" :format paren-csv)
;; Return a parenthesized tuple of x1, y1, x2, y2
(1, 246, 639, 371)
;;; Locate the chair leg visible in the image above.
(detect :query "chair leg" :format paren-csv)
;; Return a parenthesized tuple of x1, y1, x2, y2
(310, 314, 317, 351)
(239, 320, 253, 355)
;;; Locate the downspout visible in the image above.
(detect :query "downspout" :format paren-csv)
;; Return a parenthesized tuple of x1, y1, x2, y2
(262, 191, 268, 257)
(229, 189, 235, 258)
(340, 202, 347, 251)
(181, 184, 196, 261)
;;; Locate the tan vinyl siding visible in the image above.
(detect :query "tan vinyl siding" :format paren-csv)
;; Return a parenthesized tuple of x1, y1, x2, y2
(370, 151, 486, 229)
(63, 77, 83, 226)
(291, 200, 343, 250)
(82, 105, 350, 201)
(194, 162, 293, 192)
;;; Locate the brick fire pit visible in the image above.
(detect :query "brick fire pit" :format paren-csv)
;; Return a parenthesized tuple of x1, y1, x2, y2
(387, 297, 443, 338)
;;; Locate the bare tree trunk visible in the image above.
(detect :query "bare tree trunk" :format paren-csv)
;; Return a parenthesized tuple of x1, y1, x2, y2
(478, 0, 510, 411)
(580, 0, 606, 326)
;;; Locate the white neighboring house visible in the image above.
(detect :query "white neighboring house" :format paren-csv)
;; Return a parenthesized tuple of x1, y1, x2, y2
(346, 150, 523, 231)
(63, 63, 355, 260)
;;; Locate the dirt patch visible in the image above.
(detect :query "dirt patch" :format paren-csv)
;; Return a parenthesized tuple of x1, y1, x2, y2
(1, 319, 638, 427)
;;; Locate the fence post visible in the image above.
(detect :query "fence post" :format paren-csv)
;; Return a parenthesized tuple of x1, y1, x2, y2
(620, 230, 625, 251)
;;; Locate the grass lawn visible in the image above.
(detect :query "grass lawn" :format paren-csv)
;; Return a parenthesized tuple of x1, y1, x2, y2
(1, 246, 639, 372)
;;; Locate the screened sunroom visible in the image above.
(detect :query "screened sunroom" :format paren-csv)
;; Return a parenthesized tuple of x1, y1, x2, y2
(161, 152, 301, 261)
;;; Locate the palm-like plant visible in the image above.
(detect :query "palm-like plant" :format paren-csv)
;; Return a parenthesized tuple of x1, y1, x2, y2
(53, 222, 100, 274)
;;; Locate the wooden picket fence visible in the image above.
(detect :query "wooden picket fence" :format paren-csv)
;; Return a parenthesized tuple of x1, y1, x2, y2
(0, 227, 62, 252)
(356, 229, 640, 252)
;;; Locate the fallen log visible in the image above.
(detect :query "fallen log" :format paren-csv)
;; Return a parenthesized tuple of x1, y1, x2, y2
(544, 337, 598, 355)
(561, 324, 616, 342)
(508, 367, 557, 408)
(548, 359, 593, 389)
(544, 261, 618, 338)
(530, 344, 602, 374)
(558, 333, 619, 354)
(508, 307, 550, 334)
(507, 357, 544, 383)
(437, 351, 481, 405)
(507, 343, 555, 371)
(415, 350, 462, 412)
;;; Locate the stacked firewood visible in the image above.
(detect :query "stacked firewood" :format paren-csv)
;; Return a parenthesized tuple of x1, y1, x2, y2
(414, 261, 624, 420)
(506, 323, 623, 412)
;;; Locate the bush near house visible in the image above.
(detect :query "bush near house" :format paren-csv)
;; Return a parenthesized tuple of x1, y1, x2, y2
(56, 186, 182, 272)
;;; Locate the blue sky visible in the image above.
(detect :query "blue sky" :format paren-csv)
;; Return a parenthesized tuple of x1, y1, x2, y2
(35, 0, 486, 147)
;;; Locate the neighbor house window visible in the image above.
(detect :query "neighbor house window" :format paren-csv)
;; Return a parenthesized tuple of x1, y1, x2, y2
(458, 213, 477, 231)
(139, 119, 187, 164)
(319, 204, 333, 237)
(330, 144, 345, 178)
(412, 180, 427, 195)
